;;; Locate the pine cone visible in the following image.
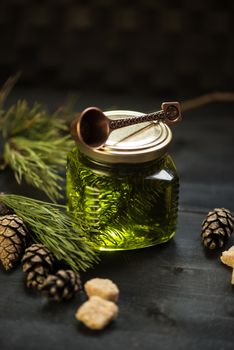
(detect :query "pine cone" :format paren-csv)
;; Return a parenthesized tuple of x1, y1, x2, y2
(0, 214, 28, 270)
(0, 202, 14, 216)
(201, 208, 234, 249)
(21, 244, 55, 289)
(41, 269, 81, 302)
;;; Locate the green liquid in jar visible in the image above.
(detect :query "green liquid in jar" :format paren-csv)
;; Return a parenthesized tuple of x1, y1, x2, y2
(66, 148, 179, 251)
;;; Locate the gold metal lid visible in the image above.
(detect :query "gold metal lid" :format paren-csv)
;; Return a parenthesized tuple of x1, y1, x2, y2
(76, 110, 172, 164)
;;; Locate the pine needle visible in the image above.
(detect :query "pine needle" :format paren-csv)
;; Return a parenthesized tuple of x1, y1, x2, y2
(0, 193, 99, 272)
(0, 73, 20, 108)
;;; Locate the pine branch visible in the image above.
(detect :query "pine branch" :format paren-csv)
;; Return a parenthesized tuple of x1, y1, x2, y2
(1, 100, 68, 139)
(182, 92, 234, 111)
(0, 97, 74, 200)
(0, 193, 99, 272)
(3, 138, 67, 200)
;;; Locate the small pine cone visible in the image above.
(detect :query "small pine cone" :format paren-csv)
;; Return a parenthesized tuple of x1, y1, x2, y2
(41, 269, 81, 302)
(21, 244, 55, 289)
(0, 214, 28, 270)
(201, 208, 234, 249)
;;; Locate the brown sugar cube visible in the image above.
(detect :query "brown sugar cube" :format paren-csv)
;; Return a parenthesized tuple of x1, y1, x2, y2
(220, 246, 234, 285)
(75, 296, 118, 330)
(231, 270, 234, 285)
(220, 246, 234, 268)
(84, 278, 119, 302)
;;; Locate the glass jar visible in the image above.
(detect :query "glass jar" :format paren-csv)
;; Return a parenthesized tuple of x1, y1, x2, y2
(67, 110, 179, 251)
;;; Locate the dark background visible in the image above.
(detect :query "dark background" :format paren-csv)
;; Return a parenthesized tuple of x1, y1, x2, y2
(1, 2, 234, 350)
(0, 0, 234, 98)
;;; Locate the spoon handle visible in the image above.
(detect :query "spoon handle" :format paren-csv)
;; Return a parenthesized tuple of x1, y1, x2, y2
(109, 102, 181, 131)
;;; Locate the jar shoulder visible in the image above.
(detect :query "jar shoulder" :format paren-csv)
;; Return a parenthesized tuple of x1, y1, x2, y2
(67, 148, 178, 181)
(162, 154, 178, 174)
(142, 154, 177, 182)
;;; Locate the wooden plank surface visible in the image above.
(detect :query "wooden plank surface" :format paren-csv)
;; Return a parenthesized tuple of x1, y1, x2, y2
(0, 91, 234, 350)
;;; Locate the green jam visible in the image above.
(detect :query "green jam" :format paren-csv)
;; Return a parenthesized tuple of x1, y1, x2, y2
(66, 148, 179, 251)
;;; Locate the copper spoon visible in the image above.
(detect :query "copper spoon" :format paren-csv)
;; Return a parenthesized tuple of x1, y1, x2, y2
(71, 102, 181, 149)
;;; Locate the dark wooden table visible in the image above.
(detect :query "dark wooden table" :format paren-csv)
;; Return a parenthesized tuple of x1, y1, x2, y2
(0, 90, 234, 350)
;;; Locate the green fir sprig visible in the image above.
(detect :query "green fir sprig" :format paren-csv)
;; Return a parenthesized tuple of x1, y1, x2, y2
(0, 193, 99, 272)
(0, 76, 75, 201)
